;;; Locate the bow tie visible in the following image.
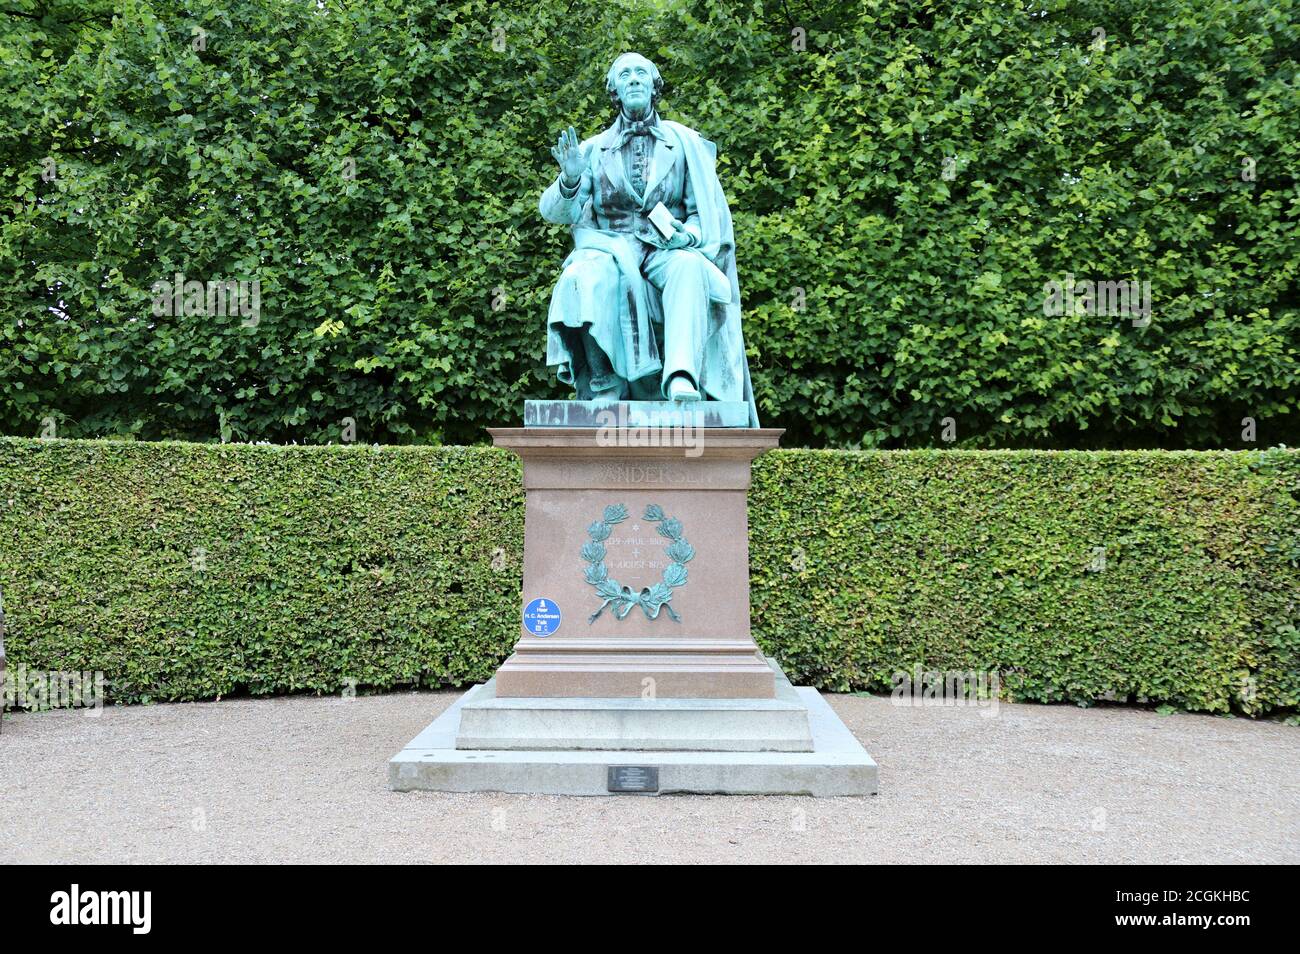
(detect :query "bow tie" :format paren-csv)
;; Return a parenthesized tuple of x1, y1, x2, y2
(615, 121, 666, 148)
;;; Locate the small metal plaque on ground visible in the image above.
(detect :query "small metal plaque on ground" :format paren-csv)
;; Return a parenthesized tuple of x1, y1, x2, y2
(607, 766, 659, 793)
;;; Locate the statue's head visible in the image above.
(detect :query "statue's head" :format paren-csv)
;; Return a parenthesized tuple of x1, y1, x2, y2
(606, 52, 663, 116)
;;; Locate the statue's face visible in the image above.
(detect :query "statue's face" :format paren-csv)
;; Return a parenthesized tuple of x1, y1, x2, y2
(611, 54, 655, 114)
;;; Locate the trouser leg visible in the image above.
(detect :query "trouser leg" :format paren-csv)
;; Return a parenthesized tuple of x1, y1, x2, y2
(644, 249, 710, 397)
(551, 251, 627, 398)
(583, 329, 619, 394)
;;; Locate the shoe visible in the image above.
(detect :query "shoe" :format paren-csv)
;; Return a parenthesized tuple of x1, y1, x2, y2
(588, 373, 622, 399)
(667, 374, 701, 402)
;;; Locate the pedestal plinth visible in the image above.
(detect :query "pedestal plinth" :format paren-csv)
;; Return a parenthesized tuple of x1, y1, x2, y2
(387, 414, 878, 795)
(488, 425, 783, 699)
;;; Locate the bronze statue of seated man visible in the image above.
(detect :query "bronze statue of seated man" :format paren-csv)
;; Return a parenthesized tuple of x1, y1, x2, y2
(539, 52, 758, 425)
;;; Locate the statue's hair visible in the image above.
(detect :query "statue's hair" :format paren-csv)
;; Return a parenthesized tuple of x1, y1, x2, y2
(605, 53, 664, 112)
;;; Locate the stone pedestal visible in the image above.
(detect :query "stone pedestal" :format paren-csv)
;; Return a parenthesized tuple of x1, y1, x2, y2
(387, 410, 878, 796)
(488, 425, 783, 699)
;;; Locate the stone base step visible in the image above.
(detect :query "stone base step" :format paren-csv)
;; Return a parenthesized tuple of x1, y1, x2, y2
(457, 661, 812, 752)
(388, 687, 877, 797)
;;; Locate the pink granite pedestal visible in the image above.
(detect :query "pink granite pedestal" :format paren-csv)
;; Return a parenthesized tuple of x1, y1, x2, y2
(489, 427, 784, 699)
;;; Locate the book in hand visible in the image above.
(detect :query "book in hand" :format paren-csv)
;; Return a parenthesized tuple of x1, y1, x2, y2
(648, 202, 677, 240)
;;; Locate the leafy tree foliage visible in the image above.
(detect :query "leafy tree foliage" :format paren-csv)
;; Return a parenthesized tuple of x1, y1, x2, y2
(2, 0, 1296, 446)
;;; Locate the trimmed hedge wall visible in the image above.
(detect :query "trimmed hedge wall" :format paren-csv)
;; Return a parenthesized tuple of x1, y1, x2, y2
(1, 437, 1296, 715)
(752, 446, 1299, 716)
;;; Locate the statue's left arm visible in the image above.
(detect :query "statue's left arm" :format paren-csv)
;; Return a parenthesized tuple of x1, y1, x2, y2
(679, 166, 704, 248)
(658, 165, 703, 250)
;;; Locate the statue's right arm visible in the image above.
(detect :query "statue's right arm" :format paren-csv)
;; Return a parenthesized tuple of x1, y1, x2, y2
(539, 168, 592, 225)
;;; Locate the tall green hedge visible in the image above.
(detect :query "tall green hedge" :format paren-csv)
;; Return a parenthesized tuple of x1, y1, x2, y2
(2, 437, 1295, 715)
(2, 0, 1297, 448)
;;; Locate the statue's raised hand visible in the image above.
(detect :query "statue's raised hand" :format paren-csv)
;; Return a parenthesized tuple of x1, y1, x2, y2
(551, 126, 584, 185)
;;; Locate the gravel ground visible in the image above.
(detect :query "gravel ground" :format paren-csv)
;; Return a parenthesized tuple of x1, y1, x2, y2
(2, 690, 1296, 864)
